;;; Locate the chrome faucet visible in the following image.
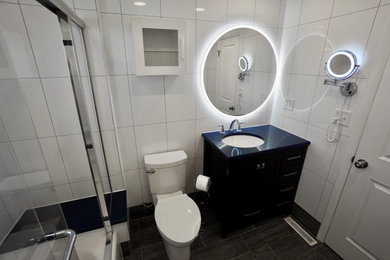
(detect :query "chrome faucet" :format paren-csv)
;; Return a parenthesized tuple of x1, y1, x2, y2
(229, 119, 242, 132)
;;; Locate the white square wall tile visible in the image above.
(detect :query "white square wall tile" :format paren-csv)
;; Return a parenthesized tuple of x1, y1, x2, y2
(195, 117, 221, 158)
(39, 137, 69, 186)
(110, 174, 125, 191)
(129, 76, 166, 126)
(227, 0, 256, 25)
(23, 170, 51, 190)
(165, 74, 196, 122)
(294, 168, 326, 217)
(161, 0, 195, 19)
(314, 181, 334, 222)
(108, 75, 133, 127)
(122, 15, 136, 75)
(167, 120, 196, 159)
(304, 125, 338, 180)
(0, 143, 20, 180)
(20, 79, 55, 138)
(74, 0, 96, 10)
(117, 127, 138, 171)
(91, 132, 109, 177)
(101, 130, 121, 176)
(41, 78, 81, 136)
(0, 3, 38, 79)
(139, 167, 152, 203)
(134, 123, 168, 169)
(57, 134, 91, 182)
(282, 0, 302, 27)
(54, 184, 74, 202)
(195, 0, 227, 22)
(255, 0, 281, 28)
(300, 0, 333, 24)
(332, 0, 380, 17)
(81, 77, 99, 132)
(30, 187, 58, 207)
(92, 76, 114, 131)
(99, 0, 120, 13)
(120, 0, 161, 16)
(112, 222, 130, 243)
(11, 139, 46, 173)
(71, 180, 95, 199)
(125, 169, 143, 207)
(100, 13, 127, 75)
(21, 5, 69, 78)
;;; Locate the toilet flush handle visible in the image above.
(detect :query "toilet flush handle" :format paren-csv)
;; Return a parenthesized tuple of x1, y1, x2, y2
(146, 168, 155, 174)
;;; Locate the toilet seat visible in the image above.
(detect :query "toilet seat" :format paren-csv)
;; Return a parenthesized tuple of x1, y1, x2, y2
(155, 194, 201, 244)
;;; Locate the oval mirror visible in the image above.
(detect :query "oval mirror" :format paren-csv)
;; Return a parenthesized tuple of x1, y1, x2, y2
(202, 28, 277, 116)
(325, 50, 359, 80)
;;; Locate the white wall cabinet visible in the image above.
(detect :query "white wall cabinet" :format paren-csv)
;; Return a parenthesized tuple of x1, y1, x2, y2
(132, 18, 186, 75)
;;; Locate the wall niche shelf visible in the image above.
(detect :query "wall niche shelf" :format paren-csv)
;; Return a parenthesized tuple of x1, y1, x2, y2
(132, 18, 186, 75)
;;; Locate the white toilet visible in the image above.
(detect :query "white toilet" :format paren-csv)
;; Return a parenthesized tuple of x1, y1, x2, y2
(144, 150, 201, 260)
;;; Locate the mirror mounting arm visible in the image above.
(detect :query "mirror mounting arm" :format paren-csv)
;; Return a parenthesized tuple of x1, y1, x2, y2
(323, 79, 358, 97)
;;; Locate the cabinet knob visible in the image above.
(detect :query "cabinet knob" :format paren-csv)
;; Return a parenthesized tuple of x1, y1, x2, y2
(256, 163, 265, 170)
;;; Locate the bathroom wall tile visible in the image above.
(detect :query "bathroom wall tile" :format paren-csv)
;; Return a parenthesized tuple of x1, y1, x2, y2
(282, 0, 302, 27)
(303, 125, 337, 180)
(299, 0, 333, 24)
(359, 4, 390, 79)
(71, 179, 95, 199)
(121, 15, 137, 75)
(91, 132, 109, 177)
(117, 127, 138, 171)
(41, 78, 81, 136)
(11, 139, 46, 174)
(227, 0, 255, 25)
(195, 0, 227, 22)
(314, 181, 334, 222)
(101, 130, 121, 176)
(185, 159, 195, 193)
(382, 0, 390, 5)
(76, 10, 106, 76)
(74, 0, 96, 10)
(23, 170, 51, 190)
(129, 76, 166, 126)
(332, 0, 380, 17)
(81, 77, 99, 132)
(270, 112, 284, 128)
(167, 120, 196, 159)
(165, 74, 196, 122)
(319, 8, 376, 76)
(195, 117, 221, 158)
(161, 0, 195, 19)
(284, 74, 317, 123)
(54, 184, 74, 202)
(281, 117, 307, 138)
(110, 174, 125, 191)
(0, 3, 38, 79)
(327, 136, 352, 185)
(30, 187, 58, 207)
(0, 79, 37, 141)
(134, 123, 168, 169)
(120, 0, 161, 16)
(184, 20, 196, 73)
(292, 20, 329, 75)
(0, 207, 13, 245)
(7, 192, 33, 222)
(0, 0, 18, 3)
(0, 143, 20, 182)
(0, 118, 8, 143)
(98, 0, 121, 13)
(92, 76, 115, 131)
(278, 26, 298, 74)
(125, 169, 143, 207)
(112, 222, 130, 243)
(295, 168, 325, 217)
(139, 167, 152, 203)
(108, 75, 133, 127)
(195, 75, 222, 120)
(309, 76, 348, 130)
(57, 134, 91, 183)
(20, 79, 55, 138)
(255, 0, 281, 28)
(100, 13, 127, 75)
(21, 5, 69, 78)
(39, 137, 69, 186)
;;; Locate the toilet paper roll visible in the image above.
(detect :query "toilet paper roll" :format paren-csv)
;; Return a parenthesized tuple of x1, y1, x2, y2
(196, 175, 211, 192)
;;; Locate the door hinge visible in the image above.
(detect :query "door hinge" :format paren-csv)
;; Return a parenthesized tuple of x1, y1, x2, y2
(218, 50, 221, 57)
(351, 155, 355, 163)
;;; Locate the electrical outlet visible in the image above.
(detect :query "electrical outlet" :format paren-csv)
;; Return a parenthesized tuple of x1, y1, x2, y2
(285, 97, 295, 111)
(335, 109, 352, 126)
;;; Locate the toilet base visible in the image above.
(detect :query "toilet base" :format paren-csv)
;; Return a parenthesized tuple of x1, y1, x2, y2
(163, 240, 190, 260)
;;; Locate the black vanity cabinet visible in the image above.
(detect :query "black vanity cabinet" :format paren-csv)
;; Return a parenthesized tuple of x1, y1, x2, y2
(202, 125, 310, 237)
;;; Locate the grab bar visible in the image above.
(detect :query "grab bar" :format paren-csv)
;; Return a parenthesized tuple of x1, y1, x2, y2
(29, 229, 77, 260)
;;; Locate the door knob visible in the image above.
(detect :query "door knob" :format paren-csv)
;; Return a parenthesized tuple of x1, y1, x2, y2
(354, 159, 368, 169)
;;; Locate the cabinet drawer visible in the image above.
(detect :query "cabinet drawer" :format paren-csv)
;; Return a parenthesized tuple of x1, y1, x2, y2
(281, 147, 306, 167)
(279, 167, 301, 184)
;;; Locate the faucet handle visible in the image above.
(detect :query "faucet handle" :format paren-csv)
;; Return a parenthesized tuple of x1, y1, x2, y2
(238, 122, 245, 131)
(218, 124, 225, 134)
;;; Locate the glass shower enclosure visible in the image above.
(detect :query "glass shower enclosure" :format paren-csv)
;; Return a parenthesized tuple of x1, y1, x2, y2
(0, 0, 118, 258)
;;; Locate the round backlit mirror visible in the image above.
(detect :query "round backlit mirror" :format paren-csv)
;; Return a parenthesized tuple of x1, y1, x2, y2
(202, 28, 277, 116)
(325, 50, 359, 80)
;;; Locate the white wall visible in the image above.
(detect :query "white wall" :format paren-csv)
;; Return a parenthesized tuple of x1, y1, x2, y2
(271, 0, 390, 227)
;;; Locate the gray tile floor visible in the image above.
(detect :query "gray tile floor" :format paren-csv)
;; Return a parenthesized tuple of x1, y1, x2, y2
(123, 206, 341, 260)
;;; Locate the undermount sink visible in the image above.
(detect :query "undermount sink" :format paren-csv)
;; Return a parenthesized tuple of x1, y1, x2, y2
(222, 134, 264, 148)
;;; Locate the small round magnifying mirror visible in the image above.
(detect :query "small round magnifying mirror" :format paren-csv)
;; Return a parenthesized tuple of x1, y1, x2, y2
(325, 50, 359, 80)
(238, 56, 249, 72)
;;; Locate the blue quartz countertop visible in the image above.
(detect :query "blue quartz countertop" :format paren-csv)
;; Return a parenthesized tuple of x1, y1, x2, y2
(202, 124, 310, 158)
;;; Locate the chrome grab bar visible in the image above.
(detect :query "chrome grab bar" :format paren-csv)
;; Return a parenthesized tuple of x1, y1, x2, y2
(29, 229, 77, 260)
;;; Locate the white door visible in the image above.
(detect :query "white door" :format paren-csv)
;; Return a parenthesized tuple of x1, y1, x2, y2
(215, 37, 239, 115)
(325, 54, 390, 259)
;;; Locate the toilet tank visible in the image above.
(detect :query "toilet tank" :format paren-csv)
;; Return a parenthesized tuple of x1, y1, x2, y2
(144, 150, 188, 196)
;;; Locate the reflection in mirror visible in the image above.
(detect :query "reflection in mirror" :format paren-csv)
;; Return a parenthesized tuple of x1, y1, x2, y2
(325, 50, 359, 80)
(203, 28, 277, 116)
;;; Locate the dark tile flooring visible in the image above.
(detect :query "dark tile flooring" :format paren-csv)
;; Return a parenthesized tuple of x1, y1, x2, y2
(123, 204, 341, 260)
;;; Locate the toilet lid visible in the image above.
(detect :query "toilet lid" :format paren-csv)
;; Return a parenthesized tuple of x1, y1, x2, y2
(155, 194, 201, 244)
